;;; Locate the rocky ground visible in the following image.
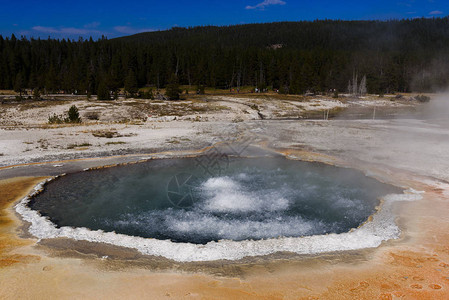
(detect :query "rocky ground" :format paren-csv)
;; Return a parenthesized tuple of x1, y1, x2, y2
(0, 92, 425, 169)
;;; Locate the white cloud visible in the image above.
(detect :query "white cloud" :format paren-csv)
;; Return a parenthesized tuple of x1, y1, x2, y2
(113, 26, 156, 35)
(246, 0, 286, 10)
(29, 23, 154, 38)
(31, 25, 103, 36)
(61, 27, 91, 35)
(32, 26, 59, 33)
(429, 10, 443, 15)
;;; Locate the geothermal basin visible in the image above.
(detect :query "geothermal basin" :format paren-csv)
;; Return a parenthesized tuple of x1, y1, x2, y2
(17, 155, 416, 262)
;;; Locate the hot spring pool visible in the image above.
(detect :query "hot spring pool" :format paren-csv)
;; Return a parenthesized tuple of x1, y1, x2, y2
(29, 157, 400, 245)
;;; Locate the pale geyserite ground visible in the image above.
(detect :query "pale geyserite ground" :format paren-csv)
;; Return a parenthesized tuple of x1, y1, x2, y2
(1, 94, 449, 299)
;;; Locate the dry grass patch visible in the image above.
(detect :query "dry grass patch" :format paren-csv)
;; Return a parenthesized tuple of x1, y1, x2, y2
(92, 130, 121, 138)
(67, 143, 92, 149)
(105, 141, 127, 145)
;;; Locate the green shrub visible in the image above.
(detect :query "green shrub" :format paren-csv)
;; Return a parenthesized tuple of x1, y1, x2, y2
(48, 114, 64, 124)
(48, 105, 81, 124)
(67, 105, 81, 123)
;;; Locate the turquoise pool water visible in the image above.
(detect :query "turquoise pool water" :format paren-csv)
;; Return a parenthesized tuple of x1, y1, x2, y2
(30, 157, 400, 244)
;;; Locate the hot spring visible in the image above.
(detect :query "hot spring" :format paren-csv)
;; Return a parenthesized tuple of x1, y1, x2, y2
(28, 156, 401, 248)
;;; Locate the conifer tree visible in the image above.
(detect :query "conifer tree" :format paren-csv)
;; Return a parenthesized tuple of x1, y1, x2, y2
(2, 18, 449, 95)
(33, 89, 41, 100)
(14, 73, 24, 98)
(66, 105, 81, 123)
(165, 74, 181, 100)
(124, 70, 138, 97)
(97, 80, 110, 100)
(45, 65, 58, 94)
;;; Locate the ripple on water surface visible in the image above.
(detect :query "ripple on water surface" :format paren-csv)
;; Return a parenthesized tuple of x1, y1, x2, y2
(29, 157, 401, 244)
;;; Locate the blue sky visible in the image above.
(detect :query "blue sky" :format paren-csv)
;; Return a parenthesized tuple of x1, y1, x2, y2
(0, 0, 447, 39)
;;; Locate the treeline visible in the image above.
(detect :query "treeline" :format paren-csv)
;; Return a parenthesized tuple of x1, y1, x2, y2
(2, 18, 449, 96)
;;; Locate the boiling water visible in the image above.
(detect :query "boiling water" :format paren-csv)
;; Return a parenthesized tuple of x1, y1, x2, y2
(30, 157, 399, 244)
